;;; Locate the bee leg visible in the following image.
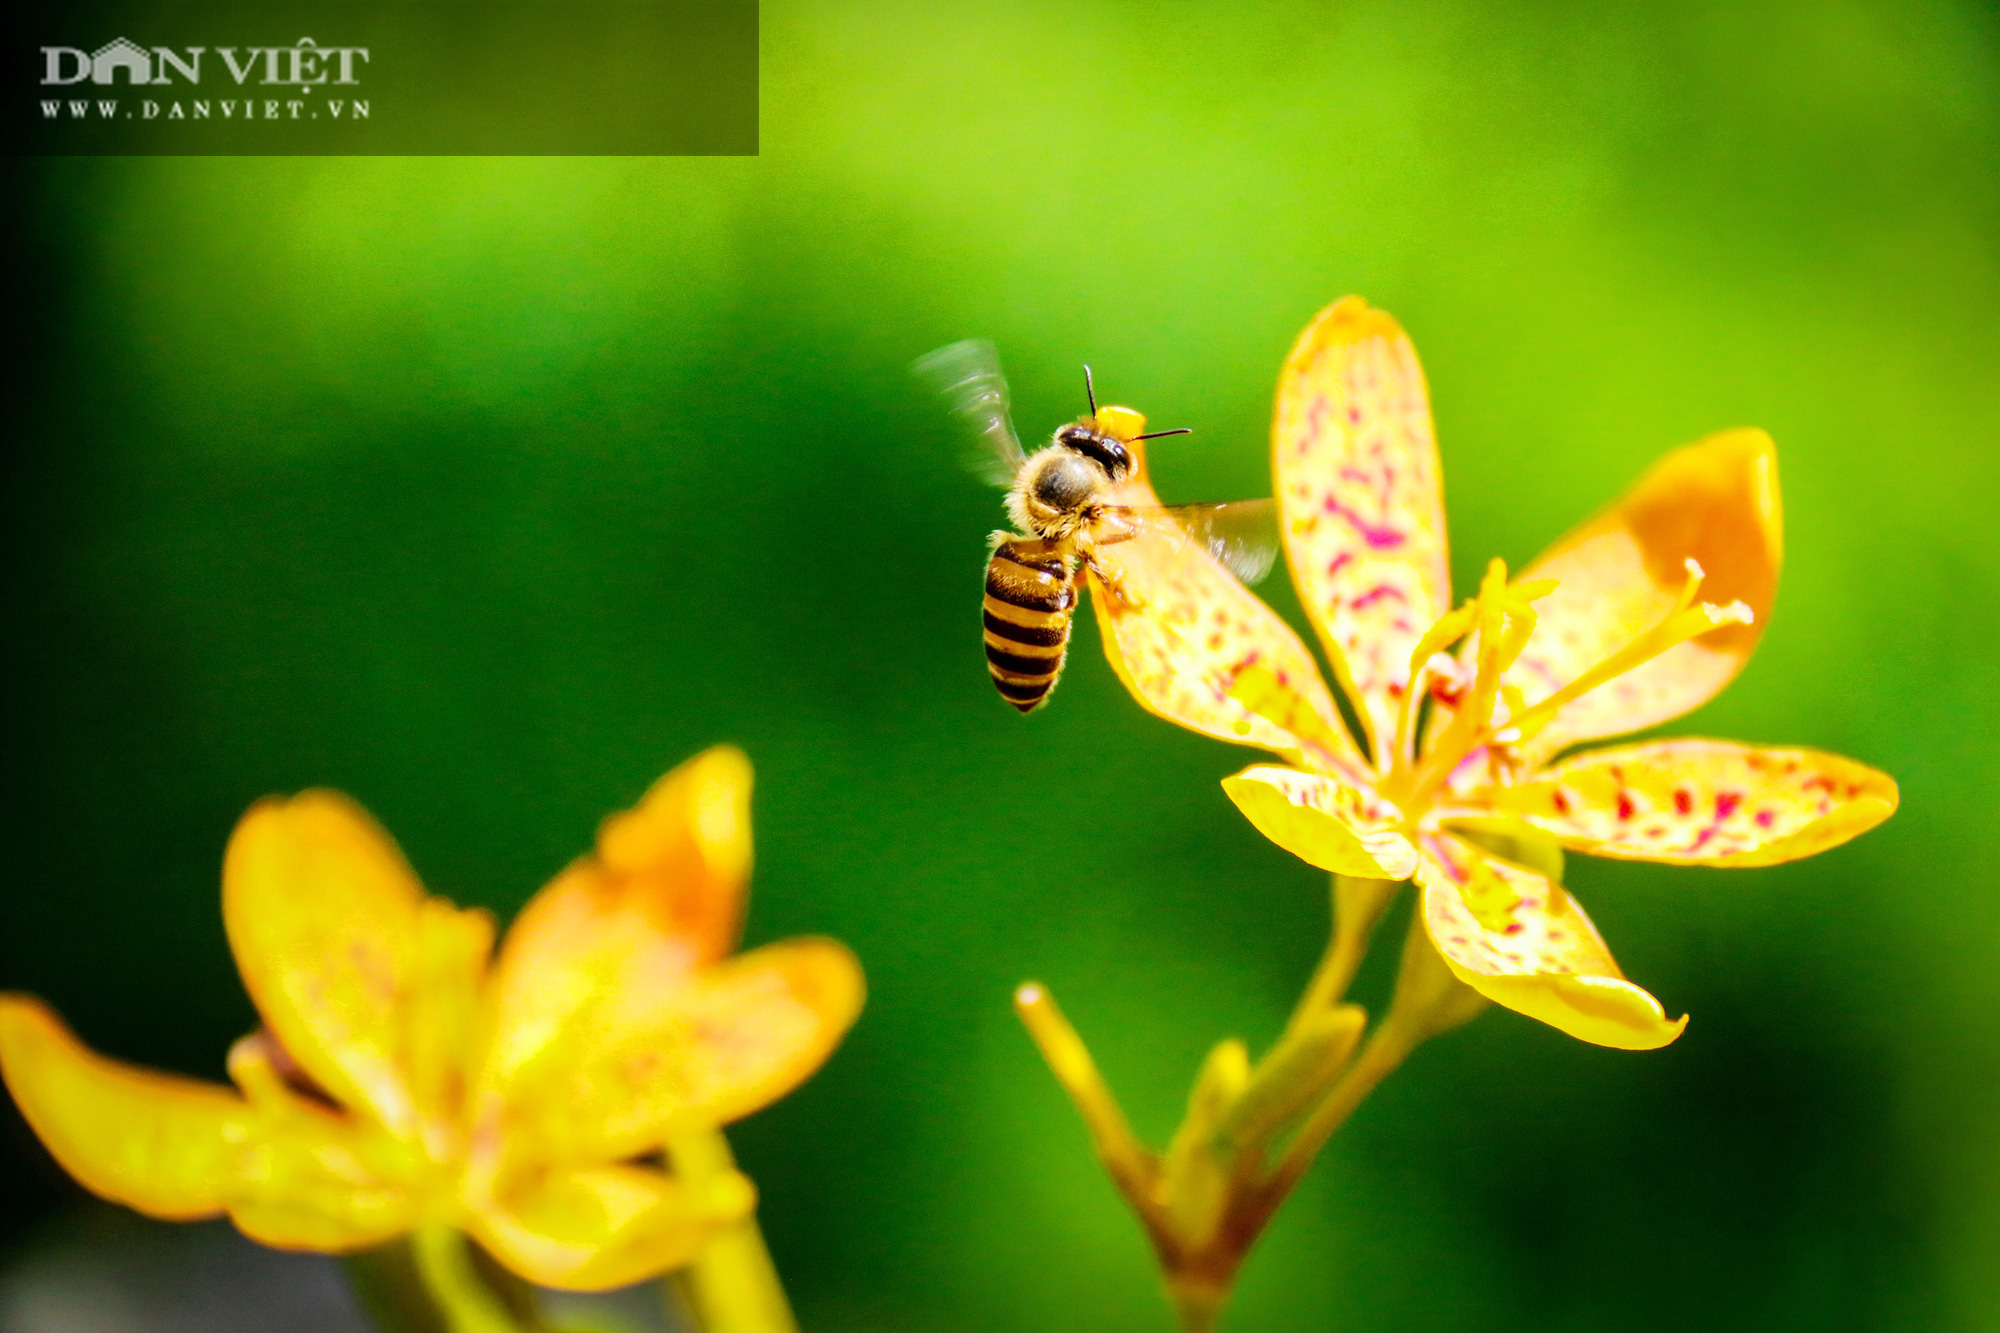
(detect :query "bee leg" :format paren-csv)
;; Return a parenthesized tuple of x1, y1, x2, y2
(1089, 506, 1143, 545)
(1081, 552, 1146, 611)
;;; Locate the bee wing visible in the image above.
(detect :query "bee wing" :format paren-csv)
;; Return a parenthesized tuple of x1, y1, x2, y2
(1111, 498, 1281, 585)
(912, 339, 1028, 487)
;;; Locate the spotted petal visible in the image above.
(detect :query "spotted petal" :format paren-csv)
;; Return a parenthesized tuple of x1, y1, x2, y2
(1272, 297, 1451, 754)
(1502, 739, 1897, 866)
(222, 792, 492, 1153)
(1415, 836, 1686, 1050)
(1091, 442, 1364, 779)
(1220, 765, 1418, 880)
(1506, 429, 1782, 764)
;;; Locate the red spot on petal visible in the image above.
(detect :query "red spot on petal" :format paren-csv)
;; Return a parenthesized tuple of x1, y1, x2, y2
(1350, 584, 1407, 611)
(1681, 790, 1750, 854)
(1673, 788, 1693, 816)
(1755, 808, 1776, 829)
(1616, 792, 1635, 821)
(1551, 789, 1571, 816)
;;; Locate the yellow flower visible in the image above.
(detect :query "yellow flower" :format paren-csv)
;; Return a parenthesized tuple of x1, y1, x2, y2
(0, 748, 864, 1290)
(1090, 297, 1897, 1050)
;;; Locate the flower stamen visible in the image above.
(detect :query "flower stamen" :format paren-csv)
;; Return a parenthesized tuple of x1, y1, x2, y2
(1403, 560, 1755, 809)
(1388, 614, 1476, 778)
(1395, 561, 1548, 806)
(1403, 557, 1751, 811)
(1495, 558, 1753, 745)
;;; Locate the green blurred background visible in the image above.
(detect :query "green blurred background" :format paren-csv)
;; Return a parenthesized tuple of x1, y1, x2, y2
(5, 1, 1999, 1329)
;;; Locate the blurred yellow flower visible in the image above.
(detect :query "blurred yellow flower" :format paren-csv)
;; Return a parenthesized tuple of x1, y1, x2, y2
(1091, 296, 1897, 1050)
(0, 747, 863, 1292)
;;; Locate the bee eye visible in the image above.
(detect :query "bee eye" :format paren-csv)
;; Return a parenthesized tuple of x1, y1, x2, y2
(1057, 429, 1132, 479)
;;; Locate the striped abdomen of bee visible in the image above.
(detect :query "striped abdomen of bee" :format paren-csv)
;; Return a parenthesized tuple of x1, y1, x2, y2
(982, 536, 1077, 712)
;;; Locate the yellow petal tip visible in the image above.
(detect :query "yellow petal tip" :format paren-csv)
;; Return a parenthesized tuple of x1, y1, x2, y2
(684, 745, 754, 881)
(788, 937, 868, 1032)
(1094, 405, 1147, 440)
(1458, 968, 1688, 1050)
(600, 746, 755, 882)
(1313, 294, 1403, 343)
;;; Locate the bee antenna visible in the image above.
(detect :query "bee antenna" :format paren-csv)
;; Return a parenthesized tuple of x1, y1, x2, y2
(1131, 427, 1194, 441)
(1083, 365, 1098, 419)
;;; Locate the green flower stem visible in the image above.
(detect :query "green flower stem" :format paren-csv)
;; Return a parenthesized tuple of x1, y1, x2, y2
(344, 1237, 448, 1333)
(1287, 875, 1399, 1031)
(1260, 1017, 1418, 1207)
(1019, 879, 1487, 1332)
(1157, 900, 1429, 1333)
(669, 1129, 800, 1333)
(1168, 1282, 1225, 1333)
(410, 1225, 532, 1333)
(1013, 982, 1159, 1210)
(1264, 911, 1485, 1208)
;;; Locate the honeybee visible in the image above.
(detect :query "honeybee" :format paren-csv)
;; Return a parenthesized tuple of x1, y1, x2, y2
(914, 340, 1276, 713)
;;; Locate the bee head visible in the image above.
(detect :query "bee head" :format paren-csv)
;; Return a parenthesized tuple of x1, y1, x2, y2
(1053, 422, 1135, 481)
